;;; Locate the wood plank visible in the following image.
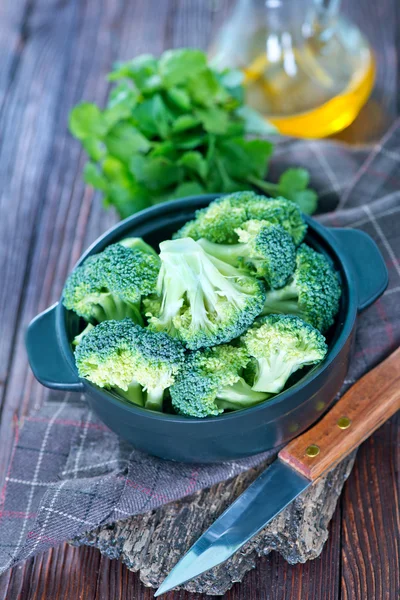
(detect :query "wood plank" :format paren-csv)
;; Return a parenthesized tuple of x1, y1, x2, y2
(0, 0, 31, 113)
(0, 511, 342, 600)
(95, 554, 160, 600)
(0, 0, 100, 473)
(340, 414, 400, 600)
(225, 509, 341, 600)
(0, 544, 102, 600)
(0, 0, 172, 485)
(0, 0, 79, 389)
(0, 1, 171, 595)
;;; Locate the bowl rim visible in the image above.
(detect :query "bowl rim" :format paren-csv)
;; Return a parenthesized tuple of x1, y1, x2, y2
(57, 194, 357, 424)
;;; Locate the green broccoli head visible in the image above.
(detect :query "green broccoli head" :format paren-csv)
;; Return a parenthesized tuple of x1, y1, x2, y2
(173, 192, 307, 245)
(75, 319, 185, 410)
(261, 244, 341, 332)
(242, 314, 328, 394)
(245, 197, 307, 245)
(145, 238, 266, 349)
(102, 243, 159, 303)
(173, 191, 261, 244)
(198, 219, 296, 289)
(63, 242, 160, 325)
(170, 344, 268, 418)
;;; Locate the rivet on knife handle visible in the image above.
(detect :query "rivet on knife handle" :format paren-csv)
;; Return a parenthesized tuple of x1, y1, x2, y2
(279, 346, 400, 481)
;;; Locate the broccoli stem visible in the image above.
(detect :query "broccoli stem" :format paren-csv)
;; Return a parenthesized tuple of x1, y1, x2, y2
(197, 238, 249, 266)
(155, 264, 192, 329)
(216, 377, 268, 409)
(91, 305, 108, 322)
(247, 176, 279, 197)
(155, 238, 265, 349)
(126, 302, 144, 326)
(72, 323, 95, 347)
(261, 283, 300, 316)
(100, 294, 143, 325)
(144, 389, 164, 411)
(159, 242, 247, 333)
(252, 352, 295, 393)
(117, 382, 144, 406)
(119, 237, 158, 257)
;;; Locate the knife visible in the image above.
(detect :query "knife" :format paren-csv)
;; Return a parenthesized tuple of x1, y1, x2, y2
(155, 346, 400, 596)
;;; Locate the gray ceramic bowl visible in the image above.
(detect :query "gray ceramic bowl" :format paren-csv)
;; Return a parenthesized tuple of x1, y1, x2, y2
(26, 195, 388, 463)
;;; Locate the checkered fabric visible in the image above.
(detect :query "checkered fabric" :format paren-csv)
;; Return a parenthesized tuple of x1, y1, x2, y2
(0, 120, 399, 574)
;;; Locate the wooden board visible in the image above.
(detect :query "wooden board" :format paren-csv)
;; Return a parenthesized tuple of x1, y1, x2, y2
(71, 455, 356, 595)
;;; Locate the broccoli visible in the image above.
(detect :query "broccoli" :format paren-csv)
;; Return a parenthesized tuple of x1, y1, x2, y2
(174, 192, 307, 245)
(198, 220, 296, 289)
(170, 345, 268, 418)
(242, 315, 328, 394)
(174, 191, 258, 244)
(244, 197, 307, 245)
(119, 237, 158, 257)
(63, 242, 160, 326)
(261, 244, 341, 332)
(145, 238, 266, 349)
(72, 323, 94, 346)
(75, 319, 185, 410)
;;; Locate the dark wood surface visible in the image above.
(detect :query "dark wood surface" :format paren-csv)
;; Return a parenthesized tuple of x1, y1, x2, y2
(0, 0, 398, 598)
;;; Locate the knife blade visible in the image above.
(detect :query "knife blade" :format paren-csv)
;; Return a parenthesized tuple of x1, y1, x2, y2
(155, 346, 400, 597)
(154, 459, 309, 596)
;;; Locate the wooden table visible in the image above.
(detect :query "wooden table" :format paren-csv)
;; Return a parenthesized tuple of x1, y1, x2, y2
(0, 1, 398, 598)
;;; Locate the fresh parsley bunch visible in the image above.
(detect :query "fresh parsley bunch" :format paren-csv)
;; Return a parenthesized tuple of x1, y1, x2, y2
(70, 49, 317, 218)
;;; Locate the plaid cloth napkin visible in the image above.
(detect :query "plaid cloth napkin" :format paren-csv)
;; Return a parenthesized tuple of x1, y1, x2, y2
(1, 120, 399, 575)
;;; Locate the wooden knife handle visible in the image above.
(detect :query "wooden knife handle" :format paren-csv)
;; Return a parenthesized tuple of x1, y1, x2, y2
(279, 346, 400, 481)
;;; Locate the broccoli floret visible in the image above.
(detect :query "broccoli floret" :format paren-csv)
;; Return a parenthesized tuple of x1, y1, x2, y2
(174, 191, 260, 244)
(261, 244, 341, 332)
(75, 319, 185, 410)
(245, 198, 307, 245)
(103, 243, 159, 302)
(242, 314, 328, 394)
(170, 345, 268, 417)
(174, 192, 307, 245)
(198, 220, 296, 289)
(146, 238, 266, 349)
(63, 243, 160, 326)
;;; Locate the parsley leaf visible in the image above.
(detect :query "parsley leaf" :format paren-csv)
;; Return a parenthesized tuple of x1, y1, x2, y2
(70, 48, 318, 217)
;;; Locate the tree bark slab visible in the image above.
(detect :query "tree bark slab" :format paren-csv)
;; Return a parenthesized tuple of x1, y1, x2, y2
(71, 453, 355, 595)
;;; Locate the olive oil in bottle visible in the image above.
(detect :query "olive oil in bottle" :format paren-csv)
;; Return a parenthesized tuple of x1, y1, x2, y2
(210, 0, 375, 138)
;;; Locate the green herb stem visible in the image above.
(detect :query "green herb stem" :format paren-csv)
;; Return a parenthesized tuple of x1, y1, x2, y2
(247, 176, 280, 197)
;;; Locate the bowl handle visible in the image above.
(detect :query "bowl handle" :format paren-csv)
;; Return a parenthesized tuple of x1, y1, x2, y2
(330, 228, 388, 311)
(26, 303, 84, 391)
